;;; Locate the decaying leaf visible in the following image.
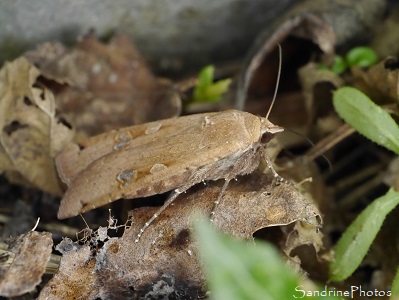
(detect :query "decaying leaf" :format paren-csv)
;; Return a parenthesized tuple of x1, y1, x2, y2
(384, 157, 399, 191)
(298, 62, 344, 136)
(236, 8, 336, 111)
(25, 33, 181, 138)
(0, 231, 53, 297)
(298, 63, 343, 118)
(353, 57, 399, 103)
(39, 172, 321, 299)
(237, 0, 385, 116)
(371, 8, 399, 58)
(0, 57, 74, 195)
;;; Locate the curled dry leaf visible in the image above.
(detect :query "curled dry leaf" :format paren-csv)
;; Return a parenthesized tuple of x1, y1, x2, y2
(236, 9, 336, 111)
(39, 172, 321, 299)
(25, 33, 181, 138)
(353, 57, 399, 103)
(237, 0, 385, 113)
(298, 62, 344, 135)
(0, 57, 74, 195)
(0, 231, 52, 297)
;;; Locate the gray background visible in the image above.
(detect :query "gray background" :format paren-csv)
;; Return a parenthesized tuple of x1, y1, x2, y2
(0, 0, 297, 73)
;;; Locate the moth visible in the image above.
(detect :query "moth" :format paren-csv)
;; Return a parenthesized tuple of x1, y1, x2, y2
(56, 48, 285, 241)
(56, 111, 283, 237)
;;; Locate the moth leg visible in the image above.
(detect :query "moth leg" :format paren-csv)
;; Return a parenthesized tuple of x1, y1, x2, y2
(262, 149, 285, 184)
(135, 189, 182, 242)
(210, 179, 231, 221)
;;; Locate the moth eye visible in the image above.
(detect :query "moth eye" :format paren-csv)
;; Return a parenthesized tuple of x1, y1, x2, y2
(261, 132, 275, 144)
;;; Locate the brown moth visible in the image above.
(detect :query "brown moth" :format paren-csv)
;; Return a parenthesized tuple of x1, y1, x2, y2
(56, 48, 284, 241)
(56, 111, 283, 214)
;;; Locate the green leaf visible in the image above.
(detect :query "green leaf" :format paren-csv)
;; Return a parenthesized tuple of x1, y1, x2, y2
(391, 268, 399, 299)
(318, 55, 347, 75)
(391, 266, 399, 298)
(201, 78, 232, 102)
(333, 87, 399, 155)
(330, 188, 399, 282)
(193, 65, 231, 103)
(194, 218, 342, 300)
(197, 65, 214, 89)
(330, 55, 348, 75)
(345, 46, 378, 68)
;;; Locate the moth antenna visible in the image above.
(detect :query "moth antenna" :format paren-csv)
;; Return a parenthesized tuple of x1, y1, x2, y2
(266, 44, 282, 119)
(31, 217, 40, 231)
(284, 128, 333, 172)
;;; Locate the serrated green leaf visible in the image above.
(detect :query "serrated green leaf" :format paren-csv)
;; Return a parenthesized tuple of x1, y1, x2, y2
(194, 218, 342, 300)
(330, 188, 399, 282)
(345, 46, 378, 68)
(333, 87, 399, 155)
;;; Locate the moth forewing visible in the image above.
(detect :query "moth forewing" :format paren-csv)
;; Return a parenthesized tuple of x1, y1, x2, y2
(57, 110, 280, 219)
(56, 114, 215, 184)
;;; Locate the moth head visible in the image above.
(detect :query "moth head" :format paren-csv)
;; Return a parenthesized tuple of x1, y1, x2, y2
(259, 118, 283, 144)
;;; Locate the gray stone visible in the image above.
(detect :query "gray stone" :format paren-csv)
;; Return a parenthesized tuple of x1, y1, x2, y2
(0, 0, 296, 72)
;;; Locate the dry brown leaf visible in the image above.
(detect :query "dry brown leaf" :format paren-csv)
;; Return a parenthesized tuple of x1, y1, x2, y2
(371, 8, 399, 58)
(25, 33, 181, 138)
(383, 156, 399, 191)
(285, 221, 323, 257)
(0, 231, 52, 297)
(0, 57, 74, 195)
(40, 172, 321, 299)
(298, 62, 343, 123)
(353, 57, 399, 103)
(237, 0, 385, 121)
(236, 12, 336, 112)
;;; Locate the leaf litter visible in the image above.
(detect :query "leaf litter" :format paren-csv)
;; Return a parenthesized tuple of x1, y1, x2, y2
(39, 172, 321, 299)
(24, 33, 181, 138)
(0, 57, 74, 195)
(0, 1, 393, 297)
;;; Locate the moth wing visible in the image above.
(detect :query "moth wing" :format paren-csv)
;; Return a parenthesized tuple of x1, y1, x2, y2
(56, 114, 216, 184)
(57, 110, 260, 218)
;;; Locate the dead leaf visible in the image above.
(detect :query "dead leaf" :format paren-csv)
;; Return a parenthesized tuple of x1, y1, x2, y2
(39, 172, 321, 299)
(297, 62, 344, 139)
(0, 57, 74, 195)
(383, 156, 399, 191)
(371, 8, 399, 58)
(236, 12, 336, 112)
(237, 0, 385, 116)
(25, 33, 181, 138)
(298, 62, 343, 122)
(353, 57, 399, 103)
(0, 231, 52, 297)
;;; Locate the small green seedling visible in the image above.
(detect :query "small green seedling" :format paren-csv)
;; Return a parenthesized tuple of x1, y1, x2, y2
(320, 46, 378, 75)
(345, 46, 378, 68)
(192, 65, 232, 103)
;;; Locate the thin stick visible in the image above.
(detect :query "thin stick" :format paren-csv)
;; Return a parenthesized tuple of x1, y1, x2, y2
(266, 44, 282, 119)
